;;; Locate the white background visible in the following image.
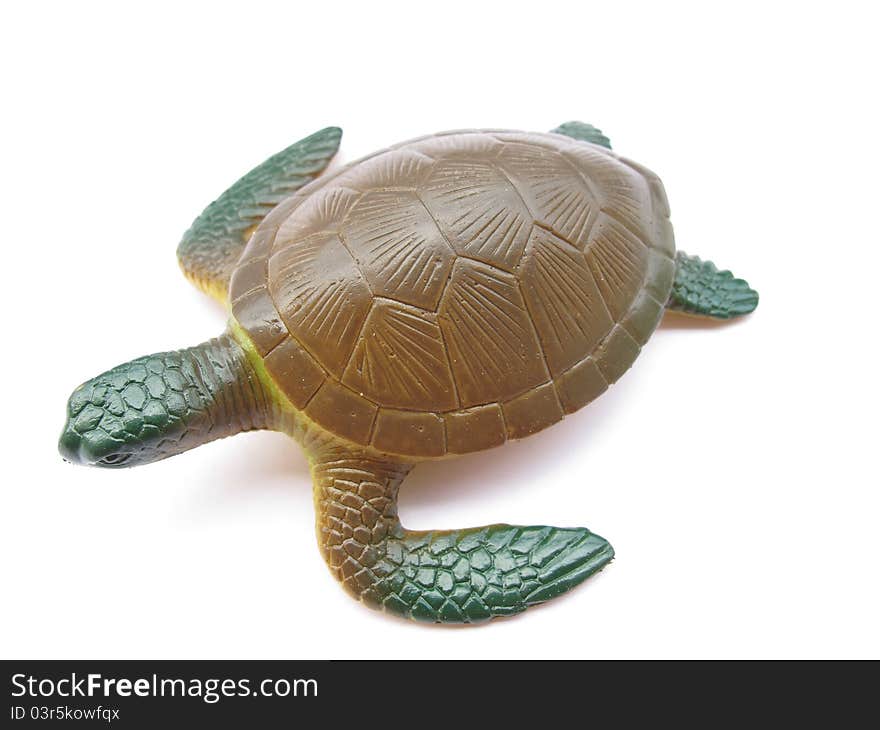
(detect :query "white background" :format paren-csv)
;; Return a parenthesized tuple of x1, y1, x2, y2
(1, 1, 877, 659)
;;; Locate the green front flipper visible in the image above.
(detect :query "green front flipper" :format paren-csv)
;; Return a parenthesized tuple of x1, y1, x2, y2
(177, 126, 342, 301)
(551, 121, 612, 149)
(668, 251, 759, 319)
(313, 454, 613, 624)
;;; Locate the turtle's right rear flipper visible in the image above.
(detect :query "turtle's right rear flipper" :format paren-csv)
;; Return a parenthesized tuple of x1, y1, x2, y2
(667, 251, 759, 319)
(374, 525, 614, 623)
(551, 121, 612, 149)
(312, 453, 613, 624)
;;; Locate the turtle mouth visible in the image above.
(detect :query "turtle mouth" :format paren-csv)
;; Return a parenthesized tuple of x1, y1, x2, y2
(58, 427, 136, 468)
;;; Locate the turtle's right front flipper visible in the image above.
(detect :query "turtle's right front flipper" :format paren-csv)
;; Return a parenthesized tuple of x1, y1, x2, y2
(311, 450, 613, 623)
(177, 126, 342, 302)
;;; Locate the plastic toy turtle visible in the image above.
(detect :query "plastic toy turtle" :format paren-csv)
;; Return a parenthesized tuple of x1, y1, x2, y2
(59, 123, 758, 623)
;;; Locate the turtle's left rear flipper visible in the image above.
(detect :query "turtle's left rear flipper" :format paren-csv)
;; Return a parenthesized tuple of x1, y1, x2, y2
(667, 251, 759, 319)
(177, 126, 342, 302)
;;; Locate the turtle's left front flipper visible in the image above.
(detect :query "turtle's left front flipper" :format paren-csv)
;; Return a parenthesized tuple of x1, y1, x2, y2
(668, 252, 759, 319)
(178, 126, 342, 302)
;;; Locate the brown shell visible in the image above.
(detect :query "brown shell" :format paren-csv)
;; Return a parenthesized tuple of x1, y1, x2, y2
(229, 130, 675, 459)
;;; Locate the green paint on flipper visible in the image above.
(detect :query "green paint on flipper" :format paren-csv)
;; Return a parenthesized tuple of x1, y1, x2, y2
(551, 121, 612, 149)
(178, 126, 342, 300)
(668, 251, 759, 319)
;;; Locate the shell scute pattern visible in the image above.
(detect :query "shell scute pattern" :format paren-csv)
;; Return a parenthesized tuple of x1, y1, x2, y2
(420, 159, 533, 272)
(276, 186, 362, 243)
(340, 190, 455, 310)
(335, 148, 436, 191)
(495, 141, 599, 247)
(518, 226, 614, 376)
(585, 214, 651, 321)
(268, 231, 373, 373)
(342, 299, 457, 412)
(230, 131, 675, 458)
(437, 258, 547, 408)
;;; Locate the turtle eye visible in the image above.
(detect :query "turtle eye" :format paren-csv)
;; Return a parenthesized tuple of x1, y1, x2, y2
(97, 453, 132, 467)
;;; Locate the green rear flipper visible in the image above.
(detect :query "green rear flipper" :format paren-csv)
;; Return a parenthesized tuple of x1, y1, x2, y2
(178, 126, 342, 301)
(376, 525, 614, 622)
(668, 251, 759, 319)
(313, 453, 613, 624)
(551, 121, 612, 149)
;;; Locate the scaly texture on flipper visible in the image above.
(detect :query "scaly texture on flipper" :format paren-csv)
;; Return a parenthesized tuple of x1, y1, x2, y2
(177, 126, 342, 301)
(59, 334, 272, 467)
(312, 452, 613, 623)
(551, 121, 612, 149)
(668, 251, 759, 319)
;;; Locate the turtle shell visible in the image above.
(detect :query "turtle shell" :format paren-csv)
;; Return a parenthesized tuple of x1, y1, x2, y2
(229, 130, 675, 459)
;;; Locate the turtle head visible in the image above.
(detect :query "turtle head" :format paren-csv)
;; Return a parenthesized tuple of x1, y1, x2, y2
(59, 334, 270, 468)
(59, 354, 193, 468)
